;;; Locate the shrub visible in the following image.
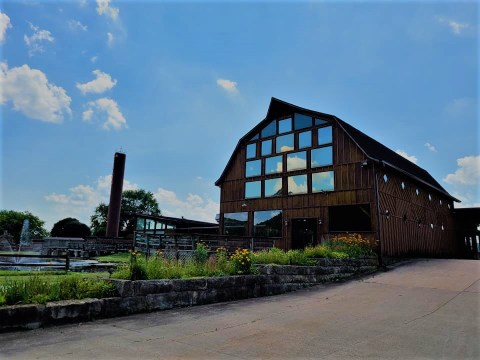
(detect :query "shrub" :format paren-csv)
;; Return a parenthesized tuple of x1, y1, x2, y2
(286, 250, 316, 265)
(328, 234, 375, 258)
(230, 249, 252, 275)
(252, 247, 289, 265)
(193, 242, 209, 265)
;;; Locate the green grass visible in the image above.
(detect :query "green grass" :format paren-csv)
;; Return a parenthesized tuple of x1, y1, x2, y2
(94, 252, 131, 263)
(0, 271, 109, 285)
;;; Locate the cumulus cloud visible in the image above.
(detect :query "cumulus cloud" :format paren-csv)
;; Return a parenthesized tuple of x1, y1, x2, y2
(424, 143, 437, 152)
(96, 0, 119, 20)
(287, 155, 307, 170)
(0, 12, 12, 43)
(154, 188, 219, 223)
(437, 16, 470, 35)
(82, 97, 127, 130)
(76, 70, 117, 94)
(395, 150, 418, 164)
(24, 22, 54, 56)
(68, 20, 87, 32)
(45, 175, 138, 225)
(287, 176, 307, 194)
(444, 156, 480, 185)
(0, 62, 71, 123)
(445, 98, 475, 117)
(90, 56, 98, 63)
(217, 78, 238, 94)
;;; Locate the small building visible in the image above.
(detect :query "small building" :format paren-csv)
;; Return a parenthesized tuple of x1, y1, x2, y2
(215, 98, 460, 258)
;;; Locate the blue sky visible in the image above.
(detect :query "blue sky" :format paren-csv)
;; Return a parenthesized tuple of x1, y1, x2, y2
(1, 0, 478, 232)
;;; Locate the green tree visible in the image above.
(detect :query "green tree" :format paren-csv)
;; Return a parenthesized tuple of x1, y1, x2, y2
(90, 189, 161, 237)
(51, 217, 91, 238)
(0, 210, 48, 244)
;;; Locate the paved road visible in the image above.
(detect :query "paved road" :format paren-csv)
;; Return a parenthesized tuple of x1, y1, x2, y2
(1, 259, 479, 360)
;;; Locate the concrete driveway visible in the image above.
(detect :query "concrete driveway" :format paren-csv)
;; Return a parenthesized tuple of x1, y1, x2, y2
(1, 259, 479, 359)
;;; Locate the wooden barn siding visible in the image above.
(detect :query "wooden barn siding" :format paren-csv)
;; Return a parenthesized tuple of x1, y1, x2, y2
(377, 171, 456, 257)
(219, 123, 378, 249)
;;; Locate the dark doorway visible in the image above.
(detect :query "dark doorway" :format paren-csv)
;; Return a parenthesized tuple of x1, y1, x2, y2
(291, 218, 317, 249)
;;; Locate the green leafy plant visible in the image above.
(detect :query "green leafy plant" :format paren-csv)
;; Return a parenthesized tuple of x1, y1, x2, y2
(230, 248, 252, 275)
(193, 242, 209, 265)
(286, 249, 316, 265)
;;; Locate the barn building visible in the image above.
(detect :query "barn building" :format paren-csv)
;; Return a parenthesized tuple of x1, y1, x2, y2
(215, 98, 460, 258)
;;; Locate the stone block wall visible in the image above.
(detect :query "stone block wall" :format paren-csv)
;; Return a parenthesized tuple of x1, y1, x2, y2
(0, 258, 377, 332)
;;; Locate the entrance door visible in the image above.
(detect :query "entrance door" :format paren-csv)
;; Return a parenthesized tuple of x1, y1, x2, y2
(291, 218, 317, 250)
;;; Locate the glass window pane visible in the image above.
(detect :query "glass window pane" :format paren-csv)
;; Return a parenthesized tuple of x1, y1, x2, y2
(261, 120, 276, 138)
(265, 178, 283, 197)
(245, 159, 261, 177)
(312, 171, 334, 192)
(246, 143, 256, 159)
(318, 126, 332, 145)
(245, 181, 261, 198)
(254, 210, 282, 237)
(278, 117, 292, 134)
(250, 133, 259, 141)
(311, 147, 333, 167)
(261, 139, 272, 156)
(224, 212, 248, 236)
(265, 155, 283, 174)
(294, 113, 312, 130)
(287, 151, 307, 171)
(146, 219, 156, 230)
(136, 217, 145, 230)
(288, 175, 308, 195)
(298, 130, 311, 149)
(276, 134, 294, 153)
(315, 118, 328, 126)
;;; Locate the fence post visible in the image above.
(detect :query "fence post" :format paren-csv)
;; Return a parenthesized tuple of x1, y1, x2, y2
(175, 235, 179, 261)
(65, 253, 70, 272)
(250, 238, 254, 252)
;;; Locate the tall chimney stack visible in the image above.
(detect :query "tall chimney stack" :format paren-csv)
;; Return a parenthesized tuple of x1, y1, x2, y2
(105, 152, 126, 238)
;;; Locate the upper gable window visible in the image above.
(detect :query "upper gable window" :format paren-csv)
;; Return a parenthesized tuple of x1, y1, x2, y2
(318, 126, 332, 145)
(250, 133, 259, 141)
(261, 120, 276, 138)
(276, 134, 294, 153)
(315, 118, 329, 126)
(261, 139, 272, 156)
(246, 143, 256, 159)
(298, 130, 312, 149)
(311, 147, 333, 168)
(278, 117, 292, 134)
(245, 160, 261, 177)
(294, 113, 312, 130)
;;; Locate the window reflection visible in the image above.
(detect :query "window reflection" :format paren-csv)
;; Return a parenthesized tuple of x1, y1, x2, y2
(265, 155, 283, 174)
(245, 181, 261, 198)
(294, 113, 312, 130)
(261, 139, 272, 156)
(250, 133, 259, 141)
(245, 159, 261, 177)
(265, 178, 283, 197)
(224, 212, 248, 236)
(318, 126, 332, 145)
(254, 210, 282, 237)
(311, 147, 333, 167)
(315, 118, 328, 126)
(261, 120, 276, 138)
(278, 117, 292, 134)
(312, 171, 334, 192)
(287, 151, 307, 171)
(288, 175, 308, 195)
(276, 134, 294, 153)
(246, 143, 256, 159)
(298, 130, 311, 149)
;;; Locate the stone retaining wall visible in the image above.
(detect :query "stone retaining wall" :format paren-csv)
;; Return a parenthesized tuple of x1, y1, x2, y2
(0, 258, 377, 332)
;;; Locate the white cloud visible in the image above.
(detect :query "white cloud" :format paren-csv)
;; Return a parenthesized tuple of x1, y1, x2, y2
(82, 97, 127, 130)
(217, 78, 238, 94)
(76, 69, 117, 94)
(0, 12, 12, 43)
(107, 32, 114, 46)
(424, 143, 437, 152)
(437, 16, 470, 35)
(0, 62, 71, 123)
(395, 150, 418, 164)
(90, 56, 98, 63)
(287, 155, 307, 170)
(96, 0, 119, 20)
(445, 98, 475, 117)
(68, 20, 87, 32)
(45, 175, 138, 226)
(154, 188, 219, 223)
(24, 22, 54, 56)
(444, 156, 480, 185)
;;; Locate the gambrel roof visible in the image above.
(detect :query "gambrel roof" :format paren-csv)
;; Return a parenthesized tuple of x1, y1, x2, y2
(216, 97, 458, 202)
